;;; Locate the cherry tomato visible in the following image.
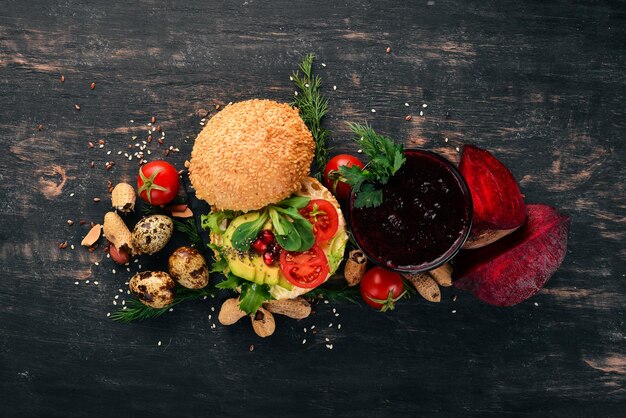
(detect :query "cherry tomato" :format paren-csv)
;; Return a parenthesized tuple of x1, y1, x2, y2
(323, 154, 364, 200)
(298, 199, 339, 243)
(279, 245, 329, 289)
(360, 267, 405, 312)
(137, 161, 179, 205)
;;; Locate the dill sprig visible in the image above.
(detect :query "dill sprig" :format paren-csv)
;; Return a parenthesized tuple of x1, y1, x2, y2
(305, 285, 362, 305)
(110, 286, 218, 323)
(173, 218, 204, 249)
(291, 53, 330, 180)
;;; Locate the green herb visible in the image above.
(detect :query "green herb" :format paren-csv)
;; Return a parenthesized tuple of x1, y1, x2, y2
(231, 211, 269, 252)
(239, 282, 272, 314)
(141, 203, 164, 216)
(110, 286, 218, 323)
(201, 210, 236, 236)
(230, 196, 315, 253)
(173, 218, 203, 249)
(339, 123, 406, 208)
(216, 274, 272, 315)
(305, 286, 362, 304)
(207, 243, 229, 273)
(291, 53, 330, 180)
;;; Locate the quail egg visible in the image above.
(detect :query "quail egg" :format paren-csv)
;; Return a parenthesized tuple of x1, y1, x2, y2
(168, 246, 209, 289)
(129, 271, 176, 308)
(131, 215, 173, 255)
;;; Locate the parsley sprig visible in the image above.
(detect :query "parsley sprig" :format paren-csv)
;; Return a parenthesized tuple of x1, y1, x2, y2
(339, 123, 406, 208)
(291, 53, 329, 180)
(216, 274, 272, 315)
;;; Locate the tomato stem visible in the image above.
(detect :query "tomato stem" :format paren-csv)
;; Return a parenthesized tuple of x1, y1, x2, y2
(138, 167, 168, 204)
(367, 289, 407, 313)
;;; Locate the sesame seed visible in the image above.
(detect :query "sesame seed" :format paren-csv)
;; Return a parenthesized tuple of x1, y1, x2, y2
(332, 308, 336, 313)
(203, 296, 207, 300)
(326, 344, 333, 350)
(303, 328, 307, 333)
(118, 289, 123, 293)
(338, 324, 342, 329)
(208, 314, 212, 319)
(371, 109, 376, 113)
(113, 300, 117, 305)
(106, 313, 110, 317)
(106, 151, 111, 155)
(70, 193, 74, 197)
(168, 308, 173, 312)
(112, 269, 116, 274)
(333, 85, 337, 90)
(321, 63, 326, 67)
(405, 102, 409, 107)
(324, 300, 329, 304)
(115, 295, 119, 300)
(74, 281, 79, 285)
(122, 300, 126, 305)
(328, 323, 333, 328)
(422, 104, 428, 108)
(452, 310, 457, 314)
(310, 325, 316, 330)
(70, 244, 75, 250)
(211, 323, 216, 329)
(95, 262, 99, 266)
(534, 302, 539, 306)
(420, 111, 424, 116)
(455, 146, 460, 152)
(211, 307, 215, 312)
(157, 341, 162, 346)
(325, 337, 330, 342)
(94, 281, 99, 285)
(302, 339, 307, 344)
(335, 313, 339, 317)
(85, 280, 90, 284)
(445, 138, 449, 142)
(130, 120, 134, 123)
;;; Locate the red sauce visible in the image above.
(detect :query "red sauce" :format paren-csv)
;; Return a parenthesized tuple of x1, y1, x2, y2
(349, 150, 472, 272)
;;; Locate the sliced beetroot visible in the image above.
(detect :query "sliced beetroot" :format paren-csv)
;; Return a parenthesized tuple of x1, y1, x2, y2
(459, 144, 526, 249)
(453, 204, 570, 306)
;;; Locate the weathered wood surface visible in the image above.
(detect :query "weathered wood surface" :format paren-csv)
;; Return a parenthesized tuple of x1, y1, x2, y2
(1, 0, 624, 416)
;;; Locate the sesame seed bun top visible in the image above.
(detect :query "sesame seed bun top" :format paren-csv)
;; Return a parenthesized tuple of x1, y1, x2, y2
(188, 99, 315, 211)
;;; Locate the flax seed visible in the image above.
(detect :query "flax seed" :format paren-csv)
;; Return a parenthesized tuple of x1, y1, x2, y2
(90, 82, 96, 90)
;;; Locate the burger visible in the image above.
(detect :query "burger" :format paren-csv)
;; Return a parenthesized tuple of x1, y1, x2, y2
(189, 99, 348, 314)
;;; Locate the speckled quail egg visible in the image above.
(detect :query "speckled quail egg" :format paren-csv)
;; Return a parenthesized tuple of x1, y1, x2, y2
(168, 246, 209, 289)
(131, 215, 173, 255)
(129, 271, 176, 308)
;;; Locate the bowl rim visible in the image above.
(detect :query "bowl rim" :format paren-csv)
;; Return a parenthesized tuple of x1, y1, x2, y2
(347, 148, 473, 273)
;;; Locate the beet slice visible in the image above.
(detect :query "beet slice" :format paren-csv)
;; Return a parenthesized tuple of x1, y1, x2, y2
(459, 145, 526, 249)
(453, 204, 570, 306)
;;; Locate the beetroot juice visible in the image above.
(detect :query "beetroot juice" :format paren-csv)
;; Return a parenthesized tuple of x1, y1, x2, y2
(349, 150, 472, 272)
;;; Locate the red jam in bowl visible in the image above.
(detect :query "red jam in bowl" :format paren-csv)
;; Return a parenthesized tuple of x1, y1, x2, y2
(349, 149, 472, 272)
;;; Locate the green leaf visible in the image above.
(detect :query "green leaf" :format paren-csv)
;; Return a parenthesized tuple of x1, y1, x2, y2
(269, 208, 286, 236)
(292, 217, 315, 251)
(201, 211, 235, 235)
(276, 195, 310, 209)
(354, 183, 383, 208)
(231, 211, 268, 252)
(274, 219, 302, 251)
(239, 282, 272, 315)
(216, 273, 242, 291)
(392, 149, 406, 175)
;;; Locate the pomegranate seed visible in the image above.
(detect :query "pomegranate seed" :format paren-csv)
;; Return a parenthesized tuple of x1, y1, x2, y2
(251, 238, 268, 255)
(263, 252, 274, 266)
(260, 230, 275, 244)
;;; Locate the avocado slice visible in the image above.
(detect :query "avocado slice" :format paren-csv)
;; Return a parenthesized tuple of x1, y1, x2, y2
(222, 212, 282, 286)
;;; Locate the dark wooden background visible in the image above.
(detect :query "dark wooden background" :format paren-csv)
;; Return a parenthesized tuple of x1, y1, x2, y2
(1, 0, 624, 416)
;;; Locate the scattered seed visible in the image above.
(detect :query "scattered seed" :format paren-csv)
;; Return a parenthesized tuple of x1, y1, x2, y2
(164, 149, 170, 157)
(405, 102, 410, 107)
(157, 125, 162, 132)
(70, 244, 75, 250)
(90, 161, 95, 168)
(74, 104, 81, 111)
(405, 115, 412, 121)
(157, 341, 162, 346)
(158, 138, 164, 145)
(168, 308, 173, 312)
(106, 312, 110, 317)
(88, 142, 94, 148)
(70, 193, 74, 197)
(420, 111, 424, 116)
(452, 310, 457, 314)
(85, 280, 90, 284)
(59, 241, 68, 249)
(90, 82, 96, 90)
(93, 197, 101, 202)
(386, 46, 391, 53)
(445, 138, 449, 143)
(75, 281, 79, 285)
(67, 219, 74, 226)
(94, 281, 99, 285)
(534, 302, 539, 307)
(455, 146, 460, 152)
(60, 74, 65, 83)
(215, 104, 220, 110)
(37, 123, 44, 131)
(333, 85, 337, 90)
(249, 344, 255, 352)
(302, 339, 307, 344)
(147, 135, 152, 143)
(328, 323, 333, 328)
(338, 324, 342, 329)
(452, 294, 457, 302)
(112, 269, 116, 274)
(151, 116, 156, 124)
(371, 109, 376, 113)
